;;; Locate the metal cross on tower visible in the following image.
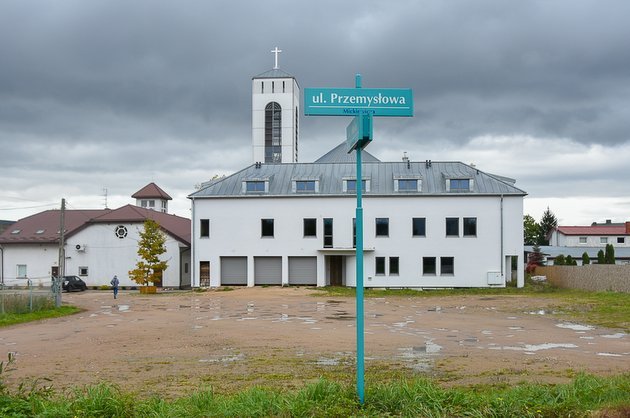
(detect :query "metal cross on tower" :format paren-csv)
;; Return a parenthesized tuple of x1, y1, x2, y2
(271, 46, 282, 69)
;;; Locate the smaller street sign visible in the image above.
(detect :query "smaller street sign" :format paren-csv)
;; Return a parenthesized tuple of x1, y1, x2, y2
(346, 114, 373, 152)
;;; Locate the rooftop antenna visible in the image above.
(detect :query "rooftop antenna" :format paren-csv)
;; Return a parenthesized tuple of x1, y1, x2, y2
(103, 188, 108, 209)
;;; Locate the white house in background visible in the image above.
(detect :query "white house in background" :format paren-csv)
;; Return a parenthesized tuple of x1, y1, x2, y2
(188, 58, 526, 288)
(132, 182, 172, 213)
(548, 220, 630, 248)
(0, 184, 191, 288)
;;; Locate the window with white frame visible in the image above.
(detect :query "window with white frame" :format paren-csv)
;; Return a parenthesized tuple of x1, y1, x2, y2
(422, 257, 436, 275)
(79, 266, 88, 276)
(343, 178, 369, 193)
(200, 219, 210, 238)
(375, 257, 386, 275)
(579, 237, 587, 244)
(389, 257, 399, 275)
(245, 181, 266, 193)
(446, 217, 459, 237)
(600, 237, 608, 244)
(293, 180, 318, 193)
(618, 237, 625, 244)
(440, 257, 454, 275)
(463, 217, 477, 237)
(395, 178, 421, 192)
(412, 218, 426, 237)
(17, 264, 27, 278)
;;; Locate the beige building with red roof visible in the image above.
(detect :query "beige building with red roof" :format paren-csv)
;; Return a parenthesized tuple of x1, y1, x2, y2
(0, 184, 190, 288)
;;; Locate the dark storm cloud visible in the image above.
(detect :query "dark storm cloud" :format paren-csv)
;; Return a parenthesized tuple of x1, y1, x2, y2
(1, 0, 629, 221)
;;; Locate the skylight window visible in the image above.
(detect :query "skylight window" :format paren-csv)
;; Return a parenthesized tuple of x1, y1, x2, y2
(35, 229, 45, 234)
(11, 229, 21, 234)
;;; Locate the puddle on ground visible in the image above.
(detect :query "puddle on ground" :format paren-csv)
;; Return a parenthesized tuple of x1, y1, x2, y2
(556, 323, 594, 331)
(493, 343, 578, 352)
(198, 353, 245, 364)
(117, 305, 129, 312)
(597, 352, 622, 357)
(325, 311, 354, 321)
(601, 333, 625, 339)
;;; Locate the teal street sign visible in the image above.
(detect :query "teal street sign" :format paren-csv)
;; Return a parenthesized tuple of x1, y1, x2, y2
(346, 114, 373, 152)
(304, 87, 413, 117)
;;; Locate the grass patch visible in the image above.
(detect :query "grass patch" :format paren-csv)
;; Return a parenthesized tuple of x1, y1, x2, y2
(0, 305, 81, 327)
(0, 373, 627, 417)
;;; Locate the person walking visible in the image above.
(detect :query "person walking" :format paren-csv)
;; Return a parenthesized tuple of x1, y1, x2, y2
(110, 275, 120, 299)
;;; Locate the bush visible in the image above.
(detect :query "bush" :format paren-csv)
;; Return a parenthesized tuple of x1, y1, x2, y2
(582, 252, 590, 265)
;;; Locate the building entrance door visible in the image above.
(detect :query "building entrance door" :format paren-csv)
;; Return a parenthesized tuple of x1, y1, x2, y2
(329, 256, 343, 286)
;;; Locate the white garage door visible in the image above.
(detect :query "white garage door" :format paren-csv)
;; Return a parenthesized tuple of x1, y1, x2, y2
(288, 256, 317, 285)
(220, 257, 247, 286)
(254, 257, 282, 285)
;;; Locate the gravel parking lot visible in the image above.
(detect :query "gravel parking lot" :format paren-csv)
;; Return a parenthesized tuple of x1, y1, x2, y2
(1, 287, 628, 396)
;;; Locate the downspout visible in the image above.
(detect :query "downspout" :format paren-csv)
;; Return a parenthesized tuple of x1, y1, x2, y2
(500, 194, 504, 278)
(0, 245, 4, 286)
(190, 196, 196, 288)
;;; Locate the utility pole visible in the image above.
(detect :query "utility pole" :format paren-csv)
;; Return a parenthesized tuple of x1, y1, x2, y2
(55, 198, 66, 307)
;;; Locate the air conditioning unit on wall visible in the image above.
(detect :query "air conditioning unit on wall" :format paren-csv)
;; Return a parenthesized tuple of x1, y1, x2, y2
(75, 244, 87, 252)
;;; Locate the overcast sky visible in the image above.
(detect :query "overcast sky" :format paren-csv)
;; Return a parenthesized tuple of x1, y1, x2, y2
(1, 0, 629, 225)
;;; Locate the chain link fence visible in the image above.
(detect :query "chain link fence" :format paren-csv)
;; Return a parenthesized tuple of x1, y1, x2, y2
(0, 278, 58, 314)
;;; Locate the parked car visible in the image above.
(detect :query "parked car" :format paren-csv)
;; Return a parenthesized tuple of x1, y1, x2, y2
(62, 275, 87, 292)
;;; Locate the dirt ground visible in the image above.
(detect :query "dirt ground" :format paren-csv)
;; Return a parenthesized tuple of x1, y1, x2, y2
(1, 287, 628, 397)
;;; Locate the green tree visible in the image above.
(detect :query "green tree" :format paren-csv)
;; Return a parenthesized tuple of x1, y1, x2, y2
(581, 252, 590, 265)
(129, 219, 168, 287)
(565, 255, 577, 266)
(605, 244, 616, 264)
(554, 254, 566, 265)
(538, 207, 558, 245)
(528, 243, 545, 266)
(597, 249, 605, 264)
(523, 214, 541, 245)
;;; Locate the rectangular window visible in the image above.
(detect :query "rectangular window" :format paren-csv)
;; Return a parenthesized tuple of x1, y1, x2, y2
(579, 237, 587, 244)
(161, 201, 167, 212)
(375, 218, 389, 237)
(261, 219, 274, 237)
(296, 180, 316, 192)
(246, 181, 266, 192)
(200, 219, 210, 238)
(600, 237, 608, 244)
(375, 257, 386, 275)
(389, 257, 399, 275)
(346, 179, 366, 192)
(184, 263, 189, 274)
(412, 217, 426, 237)
(618, 237, 625, 244)
(397, 179, 418, 191)
(440, 257, 455, 275)
(446, 217, 459, 237)
(323, 218, 333, 248)
(463, 217, 477, 236)
(303, 218, 317, 237)
(422, 257, 436, 275)
(352, 218, 356, 248)
(17, 264, 27, 278)
(79, 266, 88, 276)
(450, 179, 470, 191)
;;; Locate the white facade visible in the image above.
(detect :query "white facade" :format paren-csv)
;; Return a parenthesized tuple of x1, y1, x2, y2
(549, 230, 629, 247)
(191, 194, 524, 288)
(252, 72, 300, 163)
(1, 222, 190, 288)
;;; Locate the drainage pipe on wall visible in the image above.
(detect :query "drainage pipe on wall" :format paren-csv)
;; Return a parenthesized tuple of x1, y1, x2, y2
(500, 194, 504, 278)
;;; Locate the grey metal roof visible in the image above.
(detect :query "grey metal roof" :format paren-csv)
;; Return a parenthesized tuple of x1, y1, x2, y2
(253, 68, 295, 79)
(314, 142, 380, 163)
(189, 157, 527, 199)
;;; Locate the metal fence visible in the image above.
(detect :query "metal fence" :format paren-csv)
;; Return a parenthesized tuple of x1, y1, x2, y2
(0, 279, 57, 314)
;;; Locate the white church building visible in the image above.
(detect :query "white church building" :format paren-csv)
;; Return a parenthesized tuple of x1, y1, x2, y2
(189, 53, 526, 288)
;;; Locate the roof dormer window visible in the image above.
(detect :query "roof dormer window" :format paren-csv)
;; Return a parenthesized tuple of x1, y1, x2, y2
(243, 180, 269, 193)
(343, 178, 370, 193)
(447, 178, 473, 192)
(394, 176, 422, 192)
(293, 179, 318, 193)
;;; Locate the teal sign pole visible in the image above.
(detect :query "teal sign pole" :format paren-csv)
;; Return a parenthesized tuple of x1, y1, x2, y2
(304, 74, 413, 405)
(354, 73, 366, 405)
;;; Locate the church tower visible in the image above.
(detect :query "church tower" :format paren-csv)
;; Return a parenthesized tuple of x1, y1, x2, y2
(252, 47, 300, 163)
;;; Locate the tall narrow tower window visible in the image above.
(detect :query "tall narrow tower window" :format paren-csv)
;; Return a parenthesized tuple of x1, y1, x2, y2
(265, 101, 282, 163)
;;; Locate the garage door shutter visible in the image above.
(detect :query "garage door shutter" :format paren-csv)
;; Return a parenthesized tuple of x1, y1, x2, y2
(254, 257, 282, 285)
(288, 256, 317, 285)
(220, 257, 247, 285)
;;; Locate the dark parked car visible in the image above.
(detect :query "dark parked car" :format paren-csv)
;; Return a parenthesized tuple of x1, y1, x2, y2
(62, 275, 87, 292)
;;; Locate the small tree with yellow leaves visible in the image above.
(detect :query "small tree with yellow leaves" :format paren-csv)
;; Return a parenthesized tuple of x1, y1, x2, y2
(129, 219, 168, 287)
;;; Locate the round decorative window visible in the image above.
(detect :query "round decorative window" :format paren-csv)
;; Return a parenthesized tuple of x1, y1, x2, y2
(114, 225, 128, 239)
